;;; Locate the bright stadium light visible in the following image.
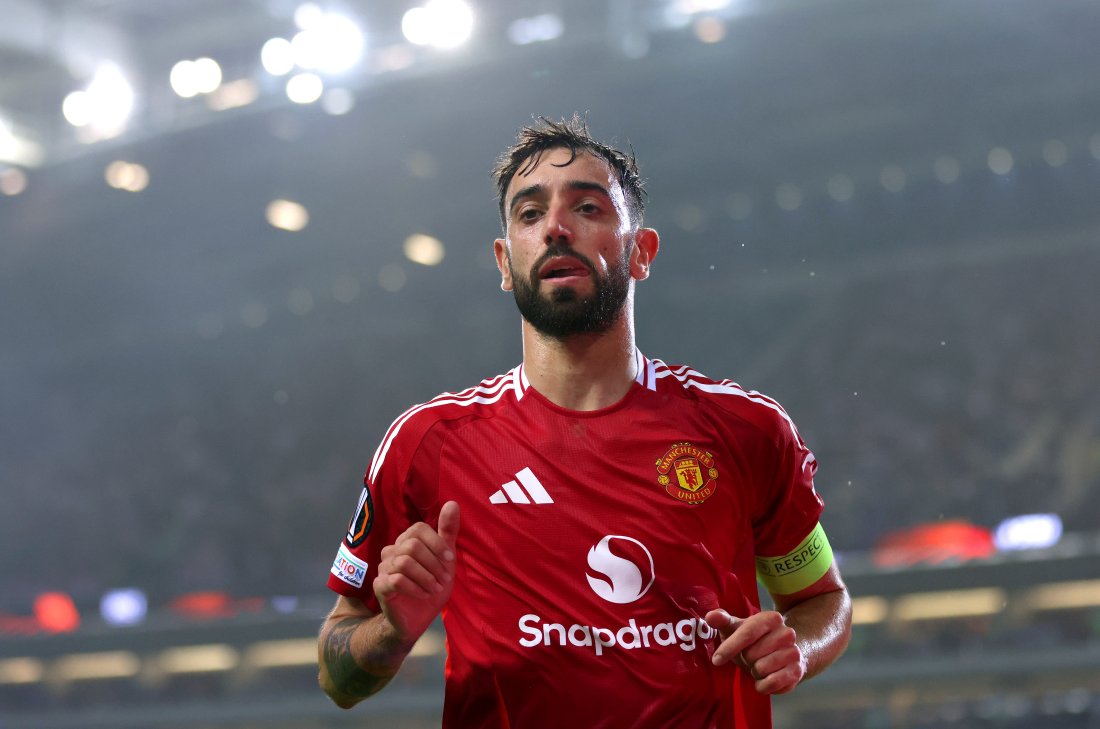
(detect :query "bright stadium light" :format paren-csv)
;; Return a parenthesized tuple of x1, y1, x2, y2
(261, 37, 295, 76)
(507, 14, 564, 45)
(170, 60, 200, 98)
(404, 234, 445, 266)
(266, 198, 309, 231)
(286, 72, 323, 104)
(664, 0, 748, 28)
(100, 589, 148, 627)
(402, 0, 475, 49)
(994, 513, 1063, 551)
(62, 62, 135, 138)
(0, 116, 43, 168)
(104, 160, 149, 192)
(294, 2, 324, 30)
(169, 58, 220, 99)
(191, 58, 223, 94)
(673, 0, 732, 13)
(291, 12, 365, 73)
(283, 73, 321, 103)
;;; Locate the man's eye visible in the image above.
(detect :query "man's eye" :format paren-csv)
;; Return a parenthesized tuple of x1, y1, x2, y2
(578, 203, 599, 214)
(519, 208, 541, 221)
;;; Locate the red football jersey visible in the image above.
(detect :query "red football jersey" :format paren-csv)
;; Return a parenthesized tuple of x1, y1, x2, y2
(328, 350, 824, 728)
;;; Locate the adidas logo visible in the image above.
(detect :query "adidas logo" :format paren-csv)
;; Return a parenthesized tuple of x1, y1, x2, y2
(489, 467, 554, 505)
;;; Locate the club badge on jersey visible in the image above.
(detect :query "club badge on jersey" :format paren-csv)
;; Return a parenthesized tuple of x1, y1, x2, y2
(654, 442, 719, 504)
(345, 485, 374, 547)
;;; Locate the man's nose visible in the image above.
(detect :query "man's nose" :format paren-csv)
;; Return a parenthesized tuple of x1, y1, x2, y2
(543, 205, 573, 245)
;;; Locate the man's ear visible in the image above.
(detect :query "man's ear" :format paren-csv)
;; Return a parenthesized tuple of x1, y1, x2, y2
(494, 238, 513, 291)
(630, 228, 660, 281)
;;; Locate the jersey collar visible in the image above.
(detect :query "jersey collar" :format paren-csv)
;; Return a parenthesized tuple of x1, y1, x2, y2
(513, 348, 655, 402)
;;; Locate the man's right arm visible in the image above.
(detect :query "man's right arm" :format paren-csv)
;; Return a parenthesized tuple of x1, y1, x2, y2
(318, 596, 415, 708)
(318, 500, 461, 709)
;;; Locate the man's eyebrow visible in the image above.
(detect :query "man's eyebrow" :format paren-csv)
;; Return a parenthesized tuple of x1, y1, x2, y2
(507, 181, 613, 217)
(507, 184, 543, 216)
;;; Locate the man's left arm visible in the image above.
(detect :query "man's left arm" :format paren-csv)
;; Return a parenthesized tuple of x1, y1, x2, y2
(705, 563, 851, 695)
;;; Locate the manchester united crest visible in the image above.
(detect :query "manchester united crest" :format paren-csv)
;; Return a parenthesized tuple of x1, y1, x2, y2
(655, 442, 719, 504)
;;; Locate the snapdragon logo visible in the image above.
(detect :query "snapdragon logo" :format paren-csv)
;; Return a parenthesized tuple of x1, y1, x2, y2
(585, 535, 654, 604)
(517, 614, 716, 656)
(516, 535, 716, 657)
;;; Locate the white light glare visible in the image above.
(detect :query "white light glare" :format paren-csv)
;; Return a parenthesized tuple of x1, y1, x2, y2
(104, 161, 149, 192)
(286, 73, 324, 104)
(266, 199, 309, 231)
(62, 63, 135, 138)
(170, 57, 223, 98)
(0, 117, 44, 168)
(100, 589, 148, 627)
(674, 0, 732, 12)
(291, 12, 365, 73)
(994, 514, 1063, 551)
(294, 2, 324, 30)
(666, 0, 732, 25)
(404, 234, 445, 265)
(402, 0, 475, 49)
(507, 14, 563, 45)
(261, 38, 295, 76)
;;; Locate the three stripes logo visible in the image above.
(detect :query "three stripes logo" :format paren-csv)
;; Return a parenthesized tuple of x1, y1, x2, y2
(489, 467, 554, 505)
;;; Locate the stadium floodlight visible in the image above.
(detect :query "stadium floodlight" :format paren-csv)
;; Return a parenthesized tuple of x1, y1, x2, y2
(664, 0, 747, 28)
(61, 62, 135, 139)
(291, 12, 365, 74)
(0, 115, 43, 168)
(507, 14, 564, 45)
(404, 233, 445, 266)
(285, 72, 324, 104)
(169, 58, 222, 99)
(266, 198, 310, 230)
(402, 0, 475, 50)
(261, 37, 296, 76)
(170, 60, 199, 98)
(672, 0, 731, 13)
(191, 58, 223, 94)
(100, 588, 148, 627)
(294, 2, 324, 30)
(994, 513, 1062, 551)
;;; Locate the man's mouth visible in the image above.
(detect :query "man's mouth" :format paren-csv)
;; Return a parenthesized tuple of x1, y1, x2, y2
(538, 256, 590, 280)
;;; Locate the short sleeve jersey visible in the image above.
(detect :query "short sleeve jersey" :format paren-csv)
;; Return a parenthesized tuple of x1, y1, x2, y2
(327, 351, 825, 729)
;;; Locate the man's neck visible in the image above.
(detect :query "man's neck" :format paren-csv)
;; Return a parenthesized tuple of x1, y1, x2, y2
(520, 315, 638, 412)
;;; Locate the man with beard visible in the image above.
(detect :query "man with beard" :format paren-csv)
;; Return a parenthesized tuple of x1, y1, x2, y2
(318, 116, 852, 728)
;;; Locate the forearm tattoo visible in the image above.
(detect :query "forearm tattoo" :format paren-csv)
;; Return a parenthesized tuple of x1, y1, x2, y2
(321, 617, 396, 699)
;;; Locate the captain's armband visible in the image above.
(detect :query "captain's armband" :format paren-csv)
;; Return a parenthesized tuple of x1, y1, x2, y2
(755, 523, 834, 595)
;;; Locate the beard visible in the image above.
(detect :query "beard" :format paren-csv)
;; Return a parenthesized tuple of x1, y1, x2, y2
(509, 244, 632, 339)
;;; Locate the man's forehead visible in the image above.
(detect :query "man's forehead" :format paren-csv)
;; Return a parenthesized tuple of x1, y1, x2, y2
(508, 148, 617, 194)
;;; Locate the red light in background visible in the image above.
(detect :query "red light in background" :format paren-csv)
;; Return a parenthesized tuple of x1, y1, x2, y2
(169, 591, 235, 619)
(34, 592, 80, 633)
(873, 520, 996, 568)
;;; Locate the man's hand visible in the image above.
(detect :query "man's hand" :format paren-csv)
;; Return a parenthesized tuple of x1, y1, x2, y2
(374, 500, 461, 646)
(705, 609, 806, 695)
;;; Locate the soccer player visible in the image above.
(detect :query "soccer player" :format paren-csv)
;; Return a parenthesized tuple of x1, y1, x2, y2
(318, 116, 852, 728)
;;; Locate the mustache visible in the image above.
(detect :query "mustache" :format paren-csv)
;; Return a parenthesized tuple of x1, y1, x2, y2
(528, 244, 597, 280)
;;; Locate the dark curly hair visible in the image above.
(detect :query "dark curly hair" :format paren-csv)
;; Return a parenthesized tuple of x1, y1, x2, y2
(491, 114, 646, 232)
